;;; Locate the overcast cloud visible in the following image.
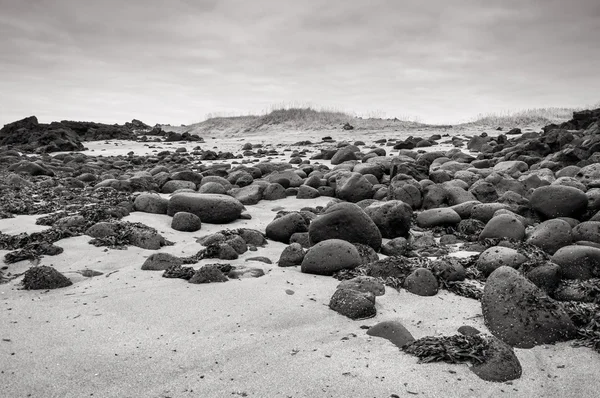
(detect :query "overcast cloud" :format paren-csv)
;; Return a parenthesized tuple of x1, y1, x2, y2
(0, 0, 598, 125)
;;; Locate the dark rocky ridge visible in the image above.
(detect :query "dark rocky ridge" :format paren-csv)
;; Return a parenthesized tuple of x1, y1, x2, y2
(0, 116, 172, 153)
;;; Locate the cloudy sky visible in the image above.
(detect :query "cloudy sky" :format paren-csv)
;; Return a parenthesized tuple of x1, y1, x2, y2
(1, 0, 599, 126)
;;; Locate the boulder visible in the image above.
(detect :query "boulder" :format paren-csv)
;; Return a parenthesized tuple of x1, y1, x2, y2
(572, 221, 600, 244)
(403, 268, 438, 296)
(301, 239, 362, 275)
(416, 208, 461, 228)
(329, 288, 376, 320)
(470, 337, 522, 382)
(364, 200, 412, 239)
(167, 193, 244, 224)
(367, 320, 415, 348)
(161, 180, 196, 194)
(551, 245, 600, 280)
(141, 252, 183, 271)
(526, 219, 573, 254)
(278, 243, 305, 267)
(309, 202, 382, 250)
(337, 276, 385, 296)
(265, 212, 309, 244)
(21, 266, 72, 290)
(530, 185, 588, 219)
(171, 211, 202, 232)
(479, 214, 525, 241)
(335, 172, 373, 202)
(133, 193, 169, 214)
(188, 265, 228, 284)
(481, 266, 577, 348)
(228, 184, 265, 205)
(476, 246, 528, 277)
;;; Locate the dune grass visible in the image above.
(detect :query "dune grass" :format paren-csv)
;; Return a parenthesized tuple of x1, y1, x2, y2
(470, 102, 600, 127)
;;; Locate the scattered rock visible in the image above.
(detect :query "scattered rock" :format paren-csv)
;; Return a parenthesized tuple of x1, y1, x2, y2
(329, 288, 376, 320)
(22, 266, 72, 290)
(481, 266, 577, 348)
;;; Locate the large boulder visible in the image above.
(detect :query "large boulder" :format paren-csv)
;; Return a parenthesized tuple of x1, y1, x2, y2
(21, 266, 72, 290)
(476, 246, 528, 277)
(133, 193, 169, 214)
(364, 200, 412, 239)
(329, 288, 376, 320)
(416, 208, 461, 228)
(309, 202, 382, 250)
(470, 337, 522, 382)
(331, 145, 359, 165)
(403, 268, 438, 296)
(161, 180, 196, 194)
(479, 214, 525, 241)
(530, 185, 588, 219)
(572, 221, 600, 244)
(551, 245, 600, 280)
(265, 213, 309, 244)
(526, 219, 573, 254)
(481, 266, 577, 348)
(335, 172, 373, 203)
(141, 252, 183, 271)
(167, 193, 244, 224)
(171, 211, 202, 232)
(228, 184, 265, 205)
(366, 320, 415, 348)
(300, 239, 362, 275)
(337, 276, 385, 296)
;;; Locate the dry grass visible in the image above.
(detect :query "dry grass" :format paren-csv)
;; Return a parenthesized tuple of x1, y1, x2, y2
(172, 105, 428, 136)
(161, 101, 600, 136)
(469, 102, 600, 127)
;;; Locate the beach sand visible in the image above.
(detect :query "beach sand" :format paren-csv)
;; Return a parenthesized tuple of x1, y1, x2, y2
(2, 126, 600, 397)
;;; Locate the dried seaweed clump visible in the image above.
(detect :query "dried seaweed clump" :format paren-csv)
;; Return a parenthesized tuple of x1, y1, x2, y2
(402, 334, 490, 365)
(21, 265, 72, 290)
(162, 264, 196, 280)
(441, 280, 484, 300)
(4, 242, 64, 264)
(561, 301, 600, 353)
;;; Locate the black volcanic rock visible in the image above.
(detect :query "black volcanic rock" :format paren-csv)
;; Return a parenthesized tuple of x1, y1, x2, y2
(0, 116, 153, 153)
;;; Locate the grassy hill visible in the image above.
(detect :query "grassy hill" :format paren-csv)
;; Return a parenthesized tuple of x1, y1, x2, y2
(161, 103, 599, 137)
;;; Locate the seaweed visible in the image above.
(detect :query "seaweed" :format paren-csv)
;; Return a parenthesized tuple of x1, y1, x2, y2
(402, 334, 490, 365)
(4, 242, 64, 264)
(561, 301, 600, 353)
(21, 265, 72, 290)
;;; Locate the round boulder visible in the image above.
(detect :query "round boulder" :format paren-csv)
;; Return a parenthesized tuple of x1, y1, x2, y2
(479, 214, 525, 241)
(416, 208, 461, 228)
(309, 202, 382, 250)
(482, 266, 577, 348)
(301, 239, 362, 276)
(266, 212, 308, 244)
(572, 221, 600, 244)
(171, 211, 202, 232)
(278, 243, 305, 267)
(403, 268, 438, 296)
(133, 193, 169, 214)
(367, 320, 415, 348)
(551, 245, 600, 280)
(142, 252, 184, 271)
(364, 200, 412, 239)
(329, 288, 376, 320)
(526, 219, 572, 254)
(337, 276, 385, 296)
(167, 193, 244, 224)
(530, 185, 588, 219)
(335, 172, 374, 203)
(476, 246, 527, 277)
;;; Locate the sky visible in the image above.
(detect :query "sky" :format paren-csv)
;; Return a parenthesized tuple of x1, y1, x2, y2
(0, 0, 599, 126)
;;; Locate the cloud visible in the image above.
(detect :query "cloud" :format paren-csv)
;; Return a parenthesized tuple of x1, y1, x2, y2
(0, 0, 598, 125)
